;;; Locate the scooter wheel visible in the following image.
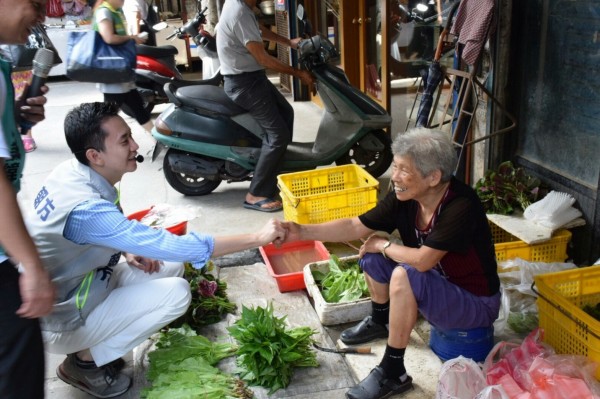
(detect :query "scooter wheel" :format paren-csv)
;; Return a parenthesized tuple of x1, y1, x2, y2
(163, 150, 222, 196)
(336, 129, 393, 178)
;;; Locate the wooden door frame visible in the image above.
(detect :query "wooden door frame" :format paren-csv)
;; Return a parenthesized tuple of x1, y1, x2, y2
(342, 0, 390, 111)
(304, 0, 391, 112)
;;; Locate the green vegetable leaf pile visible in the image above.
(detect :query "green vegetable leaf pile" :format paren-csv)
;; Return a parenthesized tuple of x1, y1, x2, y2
(142, 325, 252, 398)
(507, 312, 539, 334)
(227, 302, 319, 394)
(313, 255, 369, 303)
(168, 262, 236, 333)
(474, 161, 540, 215)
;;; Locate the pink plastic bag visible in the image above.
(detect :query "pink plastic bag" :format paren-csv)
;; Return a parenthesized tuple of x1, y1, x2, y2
(497, 374, 530, 399)
(483, 328, 600, 399)
(484, 328, 553, 391)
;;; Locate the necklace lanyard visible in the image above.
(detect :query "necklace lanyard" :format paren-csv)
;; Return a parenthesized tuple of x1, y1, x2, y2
(414, 186, 450, 277)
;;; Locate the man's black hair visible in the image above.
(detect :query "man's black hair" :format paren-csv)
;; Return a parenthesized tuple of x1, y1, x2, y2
(64, 102, 121, 166)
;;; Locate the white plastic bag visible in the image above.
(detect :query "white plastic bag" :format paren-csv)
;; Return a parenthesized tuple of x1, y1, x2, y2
(435, 356, 487, 399)
(494, 258, 576, 336)
(475, 385, 510, 399)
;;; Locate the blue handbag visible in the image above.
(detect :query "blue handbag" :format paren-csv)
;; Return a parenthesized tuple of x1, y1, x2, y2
(66, 29, 135, 84)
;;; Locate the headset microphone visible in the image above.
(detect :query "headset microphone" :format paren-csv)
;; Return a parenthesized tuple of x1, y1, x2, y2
(135, 155, 144, 163)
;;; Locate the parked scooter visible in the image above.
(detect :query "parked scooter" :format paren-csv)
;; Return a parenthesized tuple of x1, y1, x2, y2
(151, 28, 393, 196)
(131, 4, 218, 114)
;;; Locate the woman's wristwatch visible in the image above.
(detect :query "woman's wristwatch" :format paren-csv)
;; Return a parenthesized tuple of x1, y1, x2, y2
(381, 240, 392, 259)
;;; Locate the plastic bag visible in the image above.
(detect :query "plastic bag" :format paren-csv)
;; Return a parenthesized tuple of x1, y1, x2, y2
(139, 203, 200, 228)
(494, 259, 576, 336)
(435, 356, 487, 399)
(483, 328, 600, 399)
(475, 385, 511, 399)
(484, 328, 554, 391)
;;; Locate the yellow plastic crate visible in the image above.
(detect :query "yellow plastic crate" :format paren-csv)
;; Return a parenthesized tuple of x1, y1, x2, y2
(490, 221, 571, 263)
(278, 165, 379, 224)
(534, 265, 600, 380)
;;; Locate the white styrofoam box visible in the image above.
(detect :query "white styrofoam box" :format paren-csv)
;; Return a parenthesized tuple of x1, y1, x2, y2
(303, 255, 371, 326)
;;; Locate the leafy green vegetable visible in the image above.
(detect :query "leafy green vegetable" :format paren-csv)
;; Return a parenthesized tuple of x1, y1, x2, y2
(227, 303, 319, 394)
(147, 325, 237, 380)
(142, 325, 252, 399)
(475, 161, 540, 215)
(143, 357, 252, 399)
(507, 312, 539, 334)
(168, 262, 236, 333)
(313, 255, 369, 303)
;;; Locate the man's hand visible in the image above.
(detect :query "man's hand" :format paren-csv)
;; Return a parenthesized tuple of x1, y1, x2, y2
(125, 253, 161, 274)
(16, 85, 48, 127)
(17, 265, 55, 318)
(290, 37, 302, 49)
(257, 218, 287, 247)
(298, 69, 317, 96)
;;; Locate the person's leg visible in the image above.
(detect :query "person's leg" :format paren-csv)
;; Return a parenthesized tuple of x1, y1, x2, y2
(44, 261, 189, 365)
(21, 129, 36, 152)
(340, 253, 396, 345)
(404, 265, 501, 330)
(105, 91, 154, 136)
(0, 262, 45, 399)
(248, 81, 292, 197)
(48, 261, 189, 397)
(346, 264, 418, 399)
(224, 73, 292, 207)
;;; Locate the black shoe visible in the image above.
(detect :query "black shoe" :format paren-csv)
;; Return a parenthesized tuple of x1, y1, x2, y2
(340, 316, 388, 345)
(346, 367, 413, 399)
(106, 357, 125, 372)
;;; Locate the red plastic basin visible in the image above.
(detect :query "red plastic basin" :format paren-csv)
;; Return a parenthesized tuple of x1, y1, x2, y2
(259, 240, 329, 292)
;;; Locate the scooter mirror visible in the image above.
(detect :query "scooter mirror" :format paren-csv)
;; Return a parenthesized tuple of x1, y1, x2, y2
(152, 22, 168, 32)
(297, 4, 304, 21)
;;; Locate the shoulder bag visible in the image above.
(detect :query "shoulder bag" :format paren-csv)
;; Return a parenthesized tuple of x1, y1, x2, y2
(65, 29, 136, 84)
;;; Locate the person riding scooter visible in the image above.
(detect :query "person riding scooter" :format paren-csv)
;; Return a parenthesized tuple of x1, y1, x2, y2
(152, 17, 393, 198)
(216, 0, 316, 212)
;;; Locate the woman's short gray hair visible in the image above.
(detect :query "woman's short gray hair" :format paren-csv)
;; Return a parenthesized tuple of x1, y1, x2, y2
(391, 127, 457, 182)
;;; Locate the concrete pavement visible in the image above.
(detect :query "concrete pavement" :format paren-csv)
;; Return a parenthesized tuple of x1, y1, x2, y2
(18, 74, 442, 398)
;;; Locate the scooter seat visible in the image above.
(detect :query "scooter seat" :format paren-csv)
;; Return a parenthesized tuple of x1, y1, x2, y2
(176, 85, 247, 116)
(136, 44, 179, 57)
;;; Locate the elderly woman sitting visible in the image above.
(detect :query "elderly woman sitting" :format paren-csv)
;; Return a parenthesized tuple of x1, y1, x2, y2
(282, 127, 501, 399)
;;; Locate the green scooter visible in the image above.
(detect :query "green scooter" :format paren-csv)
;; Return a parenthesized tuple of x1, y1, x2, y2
(152, 34, 393, 196)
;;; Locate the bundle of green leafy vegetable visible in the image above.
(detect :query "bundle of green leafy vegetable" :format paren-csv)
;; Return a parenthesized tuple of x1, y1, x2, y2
(474, 161, 540, 215)
(142, 325, 252, 399)
(507, 312, 539, 334)
(312, 255, 369, 303)
(227, 303, 319, 394)
(168, 261, 236, 333)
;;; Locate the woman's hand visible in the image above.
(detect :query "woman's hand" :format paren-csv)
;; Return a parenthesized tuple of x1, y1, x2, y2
(125, 253, 161, 274)
(359, 234, 388, 258)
